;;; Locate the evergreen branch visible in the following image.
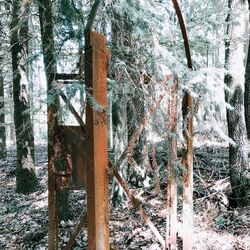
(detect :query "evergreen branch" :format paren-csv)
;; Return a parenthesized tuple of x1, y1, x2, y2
(110, 94, 165, 172)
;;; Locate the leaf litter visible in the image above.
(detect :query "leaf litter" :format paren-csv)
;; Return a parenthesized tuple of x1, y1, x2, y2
(0, 145, 249, 249)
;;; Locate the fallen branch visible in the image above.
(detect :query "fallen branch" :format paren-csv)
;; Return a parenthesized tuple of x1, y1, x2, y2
(109, 165, 165, 248)
(64, 213, 87, 250)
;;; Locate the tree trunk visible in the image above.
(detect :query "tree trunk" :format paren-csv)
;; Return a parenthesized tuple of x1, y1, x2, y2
(38, 0, 71, 224)
(0, 56, 6, 158)
(245, 41, 250, 141)
(11, 0, 38, 193)
(38, 1, 59, 248)
(225, 0, 250, 207)
(244, 0, 250, 140)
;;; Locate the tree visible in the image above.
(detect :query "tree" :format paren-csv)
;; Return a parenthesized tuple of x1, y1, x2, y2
(244, 0, 250, 140)
(0, 54, 6, 158)
(225, 0, 250, 206)
(38, 0, 73, 224)
(11, 0, 38, 193)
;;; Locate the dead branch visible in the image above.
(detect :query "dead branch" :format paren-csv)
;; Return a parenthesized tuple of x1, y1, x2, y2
(110, 165, 165, 248)
(64, 213, 87, 250)
(110, 94, 165, 173)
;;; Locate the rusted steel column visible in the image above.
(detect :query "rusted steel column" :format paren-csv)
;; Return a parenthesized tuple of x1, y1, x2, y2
(166, 77, 178, 250)
(182, 90, 193, 250)
(85, 31, 109, 250)
(48, 105, 59, 250)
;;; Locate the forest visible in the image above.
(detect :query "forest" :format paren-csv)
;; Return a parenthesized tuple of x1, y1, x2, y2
(0, 0, 250, 249)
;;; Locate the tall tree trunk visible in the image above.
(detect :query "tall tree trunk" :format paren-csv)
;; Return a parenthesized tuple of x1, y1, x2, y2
(245, 47, 250, 141)
(225, 0, 250, 206)
(0, 55, 6, 158)
(244, 0, 250, 140)
(38, 0, 71, 223)
(11, 0, 38, 193)
(38, 1, 59, 248)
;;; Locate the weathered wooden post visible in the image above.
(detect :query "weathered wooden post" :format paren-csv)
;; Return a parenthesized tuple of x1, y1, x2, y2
(85, 31, 110, 250)
(166, 77, 178, 250)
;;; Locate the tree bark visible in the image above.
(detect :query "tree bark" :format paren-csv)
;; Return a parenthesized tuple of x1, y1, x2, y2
(38, 0, 71, 224)
(38, 0, 60, 248)
(245, 44, 250, 140)
(0, 56, 6, 158)
(225, 0, 250, 207)
(245, 2, 250, 140)
(11, 0, 38, 193)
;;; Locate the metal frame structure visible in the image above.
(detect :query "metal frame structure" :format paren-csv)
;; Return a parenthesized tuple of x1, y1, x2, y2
(47, 0, 195, 247)
(48, 31, 109, 250)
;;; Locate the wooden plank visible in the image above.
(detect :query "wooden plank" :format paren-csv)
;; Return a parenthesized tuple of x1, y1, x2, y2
(85, 31, 109, 250)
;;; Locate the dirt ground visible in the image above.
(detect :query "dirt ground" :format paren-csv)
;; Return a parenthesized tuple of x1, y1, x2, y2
(0, 145, 249, 249)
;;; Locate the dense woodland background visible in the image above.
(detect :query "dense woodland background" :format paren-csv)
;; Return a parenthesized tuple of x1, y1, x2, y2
(0, 0, 250, 249)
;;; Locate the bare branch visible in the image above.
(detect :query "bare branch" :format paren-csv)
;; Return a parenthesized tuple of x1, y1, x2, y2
(84, 0, 101, 36)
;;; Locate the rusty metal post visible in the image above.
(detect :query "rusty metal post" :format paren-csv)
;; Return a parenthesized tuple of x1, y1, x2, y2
(166, 77, 178, 250)
(182, 90, 193, 250)
(85, 31, 109, 250)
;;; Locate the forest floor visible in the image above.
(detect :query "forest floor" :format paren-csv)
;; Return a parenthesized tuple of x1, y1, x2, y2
(0, 145, 250, 250)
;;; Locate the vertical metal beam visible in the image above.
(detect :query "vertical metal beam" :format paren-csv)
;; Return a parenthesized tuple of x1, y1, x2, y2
(166, 77, 178, 250)
(85, 31, 109, 250)
(182, 91, 193, 250)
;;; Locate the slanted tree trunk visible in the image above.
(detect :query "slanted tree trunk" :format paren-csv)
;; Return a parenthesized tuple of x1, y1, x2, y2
(0, 55, 6, 158)
(225, 0, 250, 206)
(11, 0, 38, 193)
